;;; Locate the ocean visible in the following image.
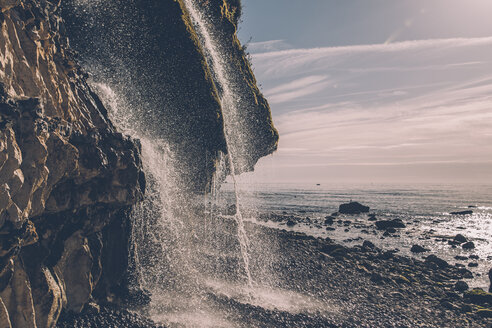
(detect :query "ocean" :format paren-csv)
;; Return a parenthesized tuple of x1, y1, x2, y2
(218, 182, 492, 289)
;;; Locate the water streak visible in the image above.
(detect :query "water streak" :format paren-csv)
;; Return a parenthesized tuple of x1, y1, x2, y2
(182, 0, 254, 288)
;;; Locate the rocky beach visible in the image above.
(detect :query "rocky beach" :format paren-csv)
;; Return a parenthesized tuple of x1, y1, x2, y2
(56, 216, 492, 327)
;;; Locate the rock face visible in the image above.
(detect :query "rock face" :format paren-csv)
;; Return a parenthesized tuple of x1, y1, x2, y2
(60, 0, 279, 193)
(0, 0, 278, 326)
(0, 1, 146, 327)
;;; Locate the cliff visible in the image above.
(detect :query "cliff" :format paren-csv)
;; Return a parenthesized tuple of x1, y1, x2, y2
(0, 0, 277, 327)
(60, 0, 279, 192)
(0, 1, 145, 327)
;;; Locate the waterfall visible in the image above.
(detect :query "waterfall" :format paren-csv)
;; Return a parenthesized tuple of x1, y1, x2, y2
(180, 0, 254, 289)
(66, 0, 278, 325)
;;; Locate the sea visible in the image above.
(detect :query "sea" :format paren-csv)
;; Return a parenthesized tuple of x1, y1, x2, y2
(218, 182, 492, 289)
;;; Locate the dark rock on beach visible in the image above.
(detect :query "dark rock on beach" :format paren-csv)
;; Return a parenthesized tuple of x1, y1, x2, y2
(425, 255, 449, 268)
(455, 281, 469, 292)
(453, 234, 468, 244)
(338, 201, 370, 214)
(286, 219, 296, 227)
(324, 216, 335, 225)
(450, 210, 473, 215)
(463, 288, 492, 305)
(375, 219, 406, 230)
(410, 245, 429, 253)
(462, 241, 476, 249)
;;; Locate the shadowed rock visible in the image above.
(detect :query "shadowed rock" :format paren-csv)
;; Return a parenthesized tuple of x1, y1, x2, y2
(410, 245, 429, 253)
(375, 219, 406, 230)
(339, 202, 370, 214)
(450, 210, 473, 215)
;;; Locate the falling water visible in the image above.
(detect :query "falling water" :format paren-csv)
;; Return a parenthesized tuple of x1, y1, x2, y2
(64, 0, 281, 325)
(181, 0, 254, 288)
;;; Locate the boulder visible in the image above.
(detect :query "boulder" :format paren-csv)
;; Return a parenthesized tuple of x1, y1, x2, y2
(462, 241, 475, 250)
(450, 210, 473, 215)
(324, 216, 334, 225)
(338, 202, 370, 214)
(362, 240, 375, 249)
(453, 234, 467, 244)
(375, 219, 406, 230)
(463, 288, 492, 305)
(454, 281, 469, 292)
(425, 255, 449, 268)
(286, 220, 296, 227)
(410, 245, 429, 253)
(457, 268, 473, 279)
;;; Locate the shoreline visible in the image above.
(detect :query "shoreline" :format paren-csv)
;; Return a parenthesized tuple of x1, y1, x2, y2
(252, 208, 492, 290)
(57, 221, 492, 328)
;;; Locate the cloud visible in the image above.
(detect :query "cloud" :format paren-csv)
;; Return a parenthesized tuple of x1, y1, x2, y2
(246, 40, 292, 54)
(252, 37, 492, 79)
(247, 37, 492, 182)
(264, 75, 332, 104)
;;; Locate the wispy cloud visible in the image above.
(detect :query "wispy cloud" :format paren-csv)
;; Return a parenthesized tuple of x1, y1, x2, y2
(265, 75, 332, 104)
(246, 40, 292, 53)
(248, 37, 492, 182)
(252, 37, 492, 79)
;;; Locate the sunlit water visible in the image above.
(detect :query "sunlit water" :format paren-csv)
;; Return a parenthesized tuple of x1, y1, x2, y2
(218, 182, 492, 289)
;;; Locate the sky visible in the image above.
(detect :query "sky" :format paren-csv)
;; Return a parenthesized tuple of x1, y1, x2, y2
(237, 0, 492, 184)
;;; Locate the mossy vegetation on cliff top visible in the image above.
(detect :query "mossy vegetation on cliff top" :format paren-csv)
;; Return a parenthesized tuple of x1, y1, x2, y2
(207, 0, 279, 169)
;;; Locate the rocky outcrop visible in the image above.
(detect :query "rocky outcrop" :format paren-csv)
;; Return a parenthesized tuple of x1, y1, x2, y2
(0, 1, 144, 327)
(60, 0, 279, 192)
(0, 0, 277, 326)
(197, 0, 279, 174)
(338, 201, 370, 214)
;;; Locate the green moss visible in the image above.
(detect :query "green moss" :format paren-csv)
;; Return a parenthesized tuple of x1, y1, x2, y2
(466, 289, 492, 297)
(464, 288, 492, 305)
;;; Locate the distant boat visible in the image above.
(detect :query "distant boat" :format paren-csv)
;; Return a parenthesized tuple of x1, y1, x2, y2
(316, 184, 321, 186)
